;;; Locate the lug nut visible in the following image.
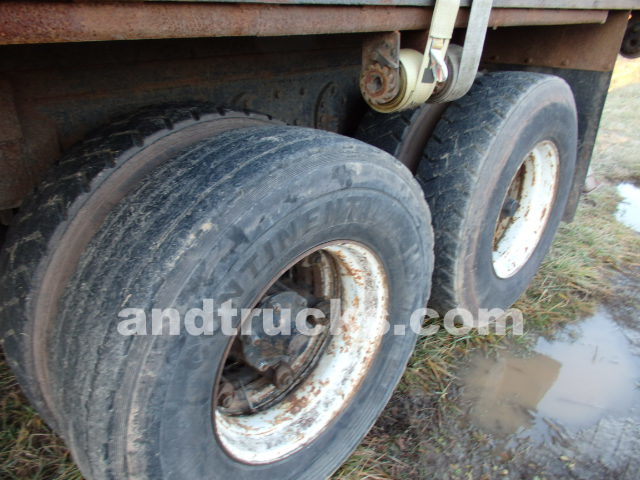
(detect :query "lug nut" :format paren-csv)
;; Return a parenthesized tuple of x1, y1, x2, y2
(307, 312, 329, 327)
(288, 333, 309, 355)
(274, 362, 294, 389)
(502, 197, 519, 217)
(308, 300, 331, 327)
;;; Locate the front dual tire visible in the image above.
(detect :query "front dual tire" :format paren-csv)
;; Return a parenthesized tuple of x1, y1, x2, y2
(1, 114, 433, 479)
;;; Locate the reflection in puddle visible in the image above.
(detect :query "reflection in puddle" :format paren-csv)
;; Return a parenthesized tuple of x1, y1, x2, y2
(616, 182, 640, 233)
(460, 309, 640, 445)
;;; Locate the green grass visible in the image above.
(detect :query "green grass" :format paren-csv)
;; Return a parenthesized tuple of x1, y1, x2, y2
(591, 58, 640, 184)
(0, 355, 81, 479)
(516, 184, 640, 333)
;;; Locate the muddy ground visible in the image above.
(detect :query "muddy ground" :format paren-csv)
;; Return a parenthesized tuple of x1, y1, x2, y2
(479, 62, 640, 478)
(370, 269, 640, 480)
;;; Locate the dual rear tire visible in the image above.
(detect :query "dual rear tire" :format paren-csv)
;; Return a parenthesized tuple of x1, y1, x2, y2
(0, 108, 433, 479)
(1, 70, 578, 479)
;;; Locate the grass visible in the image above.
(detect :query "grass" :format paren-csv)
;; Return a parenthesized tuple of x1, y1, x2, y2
(1, 58, 639, 479)
(335, 184, 640, 478)
(0, 356, 81, 479)
(515, 185, 640, 333)
(591, 57, 640, 184)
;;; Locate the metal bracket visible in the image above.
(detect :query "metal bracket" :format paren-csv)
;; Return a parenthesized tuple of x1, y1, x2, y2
(429, 41, 450, 84)
(359, 0, 494, 112)
(433, 0, 493, 103)
(359, 31, 402, 109)
(360, 0, 460, 112)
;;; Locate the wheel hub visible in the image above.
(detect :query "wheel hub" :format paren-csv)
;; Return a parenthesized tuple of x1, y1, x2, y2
(217, 256, 335, 416)
(492, 140, 559, 279)
(214, 242, 389, 464)
(242, 291, 313, 374)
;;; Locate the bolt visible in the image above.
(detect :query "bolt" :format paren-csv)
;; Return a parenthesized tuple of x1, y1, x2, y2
(255, 360, 271, 372)
(307, 300, 331, 327)
(273, 303, 281, 313)
(217, 381, 235, 408)
(274, 362, 294, 389)
(319, 299, 332, 312)
(502, 197, 520, 217)
(307, 312, 329, 327)
(366, 74, 384, 95)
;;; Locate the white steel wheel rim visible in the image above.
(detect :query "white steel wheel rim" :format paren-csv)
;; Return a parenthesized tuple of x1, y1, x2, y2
(215, 242, 389, 464)
(492, 140, 559, 279)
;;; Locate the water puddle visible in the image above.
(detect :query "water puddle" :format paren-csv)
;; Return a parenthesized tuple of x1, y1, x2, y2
(460, 308, 640, 446)
(616, 182, 640, 233)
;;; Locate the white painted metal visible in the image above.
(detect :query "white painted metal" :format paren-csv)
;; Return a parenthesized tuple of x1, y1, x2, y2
(432, 0, 493, 103)
(215, 242, 389, 463)
(492, 140, 560, 279)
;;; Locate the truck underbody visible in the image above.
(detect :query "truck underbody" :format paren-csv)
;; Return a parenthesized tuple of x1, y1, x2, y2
(0, 2, 636, 479)
(0, 3, 631, 214)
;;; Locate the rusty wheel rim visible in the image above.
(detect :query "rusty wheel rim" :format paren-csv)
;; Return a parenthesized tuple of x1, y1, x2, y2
(213, 241, 389, 464)
(492, 140, 559, 279)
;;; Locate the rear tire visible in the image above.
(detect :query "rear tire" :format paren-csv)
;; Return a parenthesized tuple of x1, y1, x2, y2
(357, 72, 577, 314)
(0, 106, 277, 429)
(419, 72, 576, 314)
(356, 104, 447, 174)
(2, 121, 433, 478)
(621, 12, 640, 59)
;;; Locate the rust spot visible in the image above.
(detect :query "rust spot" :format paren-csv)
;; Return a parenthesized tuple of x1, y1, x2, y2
(283, 392, 311, 415)
(330, 248, 366, 285)
(0, 4, 611, 47)
(540, 206, 548, 220)
(0, 2, 435, 45)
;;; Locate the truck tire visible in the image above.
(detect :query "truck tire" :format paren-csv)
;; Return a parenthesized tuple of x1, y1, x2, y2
(2, 121, 433, 478)
(356, 103, 447, 173)
(359, 72, 577, 315)
(621, 12, 640, 59)
(0, 105, 277, 429)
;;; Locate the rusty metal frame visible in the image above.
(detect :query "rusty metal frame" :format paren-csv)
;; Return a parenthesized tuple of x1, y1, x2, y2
(70, 0, 640, 8)
(0, 34, 370, 210)
(482, 9, 629, 71)
(0, 3, 608, 46)
(0, 1, 624, 211)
